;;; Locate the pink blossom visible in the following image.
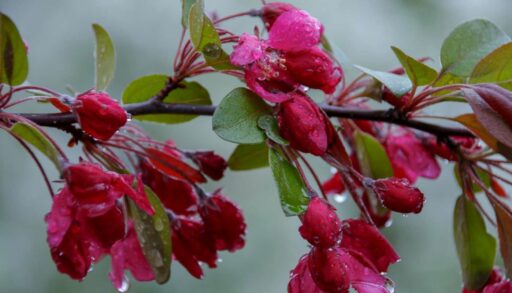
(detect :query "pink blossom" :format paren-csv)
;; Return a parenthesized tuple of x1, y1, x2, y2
(384, 131, 440, 183)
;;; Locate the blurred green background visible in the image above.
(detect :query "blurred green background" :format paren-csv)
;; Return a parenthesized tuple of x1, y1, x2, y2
(1, 0, 512, 292)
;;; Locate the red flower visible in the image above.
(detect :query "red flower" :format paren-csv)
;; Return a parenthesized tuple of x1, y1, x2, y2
(261, 2, 297, 29)
(65, 162, 154, 216)
(171, 216, 218, 279)
(189, 151, 228, 180)
(73, 91, 127, 140)
(230, 33, 265, 66)
(45, 188, 91, 280)
(371, 178, 425, 214)
(340, 219, 400, 272)
(285, 47, 342, 94)
(80, 205, 125, 260)
(288, 255, 324, 293)
(200, 192, 246, 252)
(268, 9, 323, 53)
(308, 248, 350, 292)
(140, 159, 199, 215)
(299, 197, 342, 248)
(321, 171, 346, 196)
(384, 131, 440, 183)
(109, 222, 155, 290)
(289, 248, 394, 293)
(230, 9, 340, 102)
(278, 94, 329, 155)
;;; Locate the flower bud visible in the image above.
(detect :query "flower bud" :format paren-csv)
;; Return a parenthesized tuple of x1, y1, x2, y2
(371, 178, 425, 214)
(285, 47, 341, 94)
(299, 197, 342, 248)
(73, 91, 127, 140)
(278, 94, 329, 156)
(189, 151, 228, 181)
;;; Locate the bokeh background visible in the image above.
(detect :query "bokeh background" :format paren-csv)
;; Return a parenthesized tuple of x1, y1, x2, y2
(1, 0, 512, 292)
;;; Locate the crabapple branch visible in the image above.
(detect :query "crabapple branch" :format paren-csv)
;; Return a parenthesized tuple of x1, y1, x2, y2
(16, 99, 474, 138)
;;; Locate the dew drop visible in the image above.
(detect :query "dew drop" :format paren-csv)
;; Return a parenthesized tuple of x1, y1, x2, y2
(154, 218, 164, 232)
(117, 276, 130, 293)
(384, 277, 395, 293)
(333, 193, 347, 204)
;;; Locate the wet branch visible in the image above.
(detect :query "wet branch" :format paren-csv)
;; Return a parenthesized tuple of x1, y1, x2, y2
(16, 99, 474, 138)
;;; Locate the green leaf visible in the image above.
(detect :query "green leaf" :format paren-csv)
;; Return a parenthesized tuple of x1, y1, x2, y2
(470, 42, 512, 90)
(354, 131, 393, 179)
(257, 115, 288, 145)
(10, 122, 61, 172)
(490, 197, 512, 279)
(122, 74, 211, 124)
(188, 4, 236, 70)
(92, 24, 115, 91)
(354, 65, 412, 97)
(228, 143, 269, 171)
(181, 0, 203, 28)
(128, 186, 172, 284)
(213, 87, 271, 144)
(268, 148, 310, 216)
(453, 195, 496, 290)
(441, 19, 510, 77)
(391, 46, 437, 86)
(0, 13, 28, 85)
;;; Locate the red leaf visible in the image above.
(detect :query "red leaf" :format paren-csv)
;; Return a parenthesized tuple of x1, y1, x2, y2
(146, 148, 206, 183)
(463, 87, 512, 148)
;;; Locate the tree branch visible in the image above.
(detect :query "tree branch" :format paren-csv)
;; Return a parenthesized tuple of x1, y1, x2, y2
(16, 100, 474, 138)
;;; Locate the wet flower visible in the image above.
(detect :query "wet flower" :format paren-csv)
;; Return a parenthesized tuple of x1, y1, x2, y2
(199, 192, 246, 252)
(288, 247, 394, 293)
(64, 162, 154, 216)
(288, 255, 324, 293)
(171, 216, 218, 279)
(384, 131, 440, 183)
(188, 151, 228, 181)
(371, 177, 425, 214)
(109, 222, 155, 290)
(308, 248, 350, 292)
(231, 8, 340, 102)
(340, 219, 400, 272)
(45, 188, 91, 280)
(140, 159, 199, 215)
(298, 197, 342, 248)
(285, 47, 342, 94)
(278, 93, 329, 155)
(46, 188, 125, 280)
(73, 91, 127, 140)
(261, 2, 297, 29)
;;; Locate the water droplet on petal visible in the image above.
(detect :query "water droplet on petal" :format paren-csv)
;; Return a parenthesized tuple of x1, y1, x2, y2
(117, 276, 130, 293)
(333, 193, 347, 204)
